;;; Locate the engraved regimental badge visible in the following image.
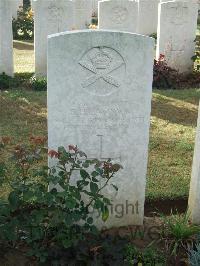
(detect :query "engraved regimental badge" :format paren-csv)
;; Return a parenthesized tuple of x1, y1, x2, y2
(79, 47, 125, 96)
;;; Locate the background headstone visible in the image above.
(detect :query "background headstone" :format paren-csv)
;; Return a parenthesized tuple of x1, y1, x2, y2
(11, 0, 23, 18)
(188, 102, 200, 225)
(137, 0, 160, 35)
(73, 0, 93, 29)
(92, 0, 101, 14)
(33, 0, 74, 77)
(0, 0, 14, 76)
(48, 30, 154, 227)
(156, 1, 198, 73)
(98, 0, 138, 32)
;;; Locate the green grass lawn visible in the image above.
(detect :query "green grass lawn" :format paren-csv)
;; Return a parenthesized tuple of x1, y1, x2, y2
(1, 41, 200, 201)
(1, 89, 199, 201)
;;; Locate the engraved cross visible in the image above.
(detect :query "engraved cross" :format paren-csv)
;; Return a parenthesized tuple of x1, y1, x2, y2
(87, 135, 121, 162)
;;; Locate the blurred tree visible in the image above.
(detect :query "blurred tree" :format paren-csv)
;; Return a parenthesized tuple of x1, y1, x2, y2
(23, 0, 31, 10)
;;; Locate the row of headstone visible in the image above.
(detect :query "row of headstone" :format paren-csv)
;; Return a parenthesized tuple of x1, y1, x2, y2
(34, 0, 198, 77)
(1, 0, 198, 76)
(98, 0, 198, 73)
(1, 1, 199, 227)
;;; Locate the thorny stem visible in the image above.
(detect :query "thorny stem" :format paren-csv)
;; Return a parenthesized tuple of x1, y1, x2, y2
(86, 171, 115, 209)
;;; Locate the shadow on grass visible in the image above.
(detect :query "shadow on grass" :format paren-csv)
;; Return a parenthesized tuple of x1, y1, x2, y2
(153, 89, 200, 105)
(13, 40, 34, 51)
(152, 99, 198, 127)
(0, 90, 47, 140)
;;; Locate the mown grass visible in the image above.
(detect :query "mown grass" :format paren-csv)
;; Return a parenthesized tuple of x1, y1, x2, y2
(1, 89, 199, 200)
(147, 89, 199, 200)
(1, 41, 199, 201)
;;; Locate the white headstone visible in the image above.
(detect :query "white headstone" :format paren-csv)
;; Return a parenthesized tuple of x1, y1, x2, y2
(98, 0, 138, 33)
(156, 1, 198, 73)
(73, 0, 93, 29)
(188, 102, 200, 225)
(11, 0, 23, 18)
(33, 0, 74, 77)
(48, 30, 154, 227)
(93, 0, 101, 13)
(137, 0, 160, 35)
(0, 0, 13, 76)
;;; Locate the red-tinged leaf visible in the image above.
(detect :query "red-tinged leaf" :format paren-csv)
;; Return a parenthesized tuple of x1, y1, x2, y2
(48, 150, 59, 158)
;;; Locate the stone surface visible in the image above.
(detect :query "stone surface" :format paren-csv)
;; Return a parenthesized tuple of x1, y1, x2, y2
(33, 0, 74, 77)
(98, 0, 138, 32)
(11, 0, 23, 18)
(48, 30, 154, 227)
(73, 0, 93, 29)
(137, 0, 160, 35)
(156, 1, 198, 73)
(0, 0, 13, 76)
(93, 0, 101, 13)
(188, 102, 200, 225)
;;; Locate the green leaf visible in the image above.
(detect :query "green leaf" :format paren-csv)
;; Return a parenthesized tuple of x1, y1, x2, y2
(102, 206, 109, 222)
(91, 171, 99, 177)
(103, 197, 111, 205)
(58, 146, 70, 160)
(82, 162, 89, 168)
(92, 176, 98, 182)
(64, 215, 73, 225)
(90, 182, 98, 194)
(191, 55, 198, 62)
(80, 169, 90, 179)
(95, 168, 103, 175)
(87, 217, 93, 224)
(62, 239, 72, 248)
(0, 163, 6, 177)
(73, 190, 81, 200)
(93, 199, 102, 209)
(65, 198, 76, 209)
(8, 191, 20, 209)
(23, 190, 34, 201)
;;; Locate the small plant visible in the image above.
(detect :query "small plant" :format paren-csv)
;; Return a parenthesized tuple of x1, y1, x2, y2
(153, 54, 181, 89)
(0, 138, 121, 262)
(125, 243, 166, 265)
(191, 52, 200, 64)
(12, 7, 34, 40)
(0, 72, 13, 90)
(91, 12, 98, 26)
(30, 76, 47, 91)
(149, 32, 157, 40)
(161, 211, 200, 264)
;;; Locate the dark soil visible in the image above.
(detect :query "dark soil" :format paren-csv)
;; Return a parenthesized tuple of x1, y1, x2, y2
(0, 199, 190, 266)
(145, 197, 188, 216)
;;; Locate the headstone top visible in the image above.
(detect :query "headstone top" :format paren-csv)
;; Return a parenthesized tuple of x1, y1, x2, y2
(98, 1, 138, 33)
(34, 0, 74, 77)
